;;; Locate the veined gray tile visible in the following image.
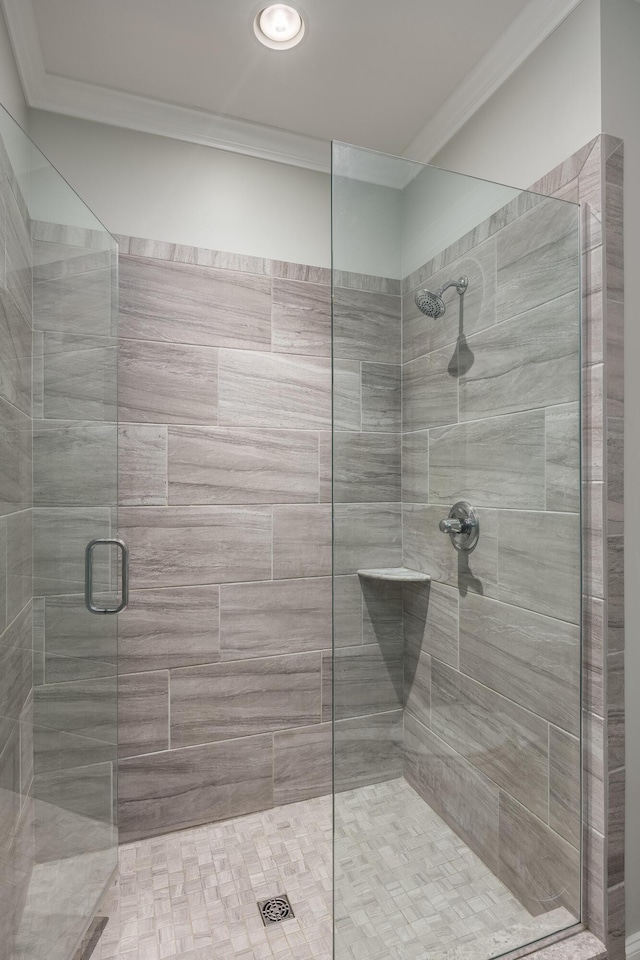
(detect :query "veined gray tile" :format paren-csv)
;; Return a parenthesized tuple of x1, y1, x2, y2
(498, 793, 580, 918)
(334, 575, 363, 647)
(0, 605, 32, 732)
(608, 536, 624, 655)
(333, 432, 401, 502)
(119, 424, 168, 506)
(3, 181, 31, 325)
(271, 278, 330, 357)
(33, 724, 113, 776)
(429, 411, 546, 509)
(583, 363, 604, 483)
(123, 237, 271, 275)
(119, 585, 219, 674)
(118, 671, 169, 759)
(607, 417, 623, 534)
(459, 593, 580, 734)
(0, 519, 7, 634)
(33, 507, 112, 596)
(403, 579, 458, 668)
(333, 288, 401, 363)
(168, 426, 318, 505)
(34, 268, 114, 338)
(403, 239, 497, 361)
(273, 723, 331, 805)
(402, 431, 429, 503)
(549, 726, 581, 849)
(361, 363, 401, 432)
(497, 197, 579, 322)
(32, 238, 112, 282)
(321, 649, 332, 723)
(608, 646, 624, 772)
(170, 652, 321, 747)
(334, 711, 402, 792)
(459, 292, 579, 422)
(497, 510, 580, 623)
(546, 403, 580, 513)
(119, 339, 218, 425)
(334, 271, 400, 296)
(118, 506, 271, 589)
(605, 182, 623, 303)
(403, 503, 498, 598)
(403, 347, 458, 432)
(119, 256, 271, 349)
(583, 596, 604, 719)
(42, 594, 117, 670)
(33, 421, 117, 507)
(39, 332, 117, 422)
(404, 712, 499, 872)
(219, 577, 331, 660)
(606, 300, 624, 418)
(0, 399, 31, 515)
(334, 359, 361, 431)
(218, 350, 330, 429)
(33, 676, 117, 745)
(334, 642, 403, 720)
(272, 261, 330, 285)
(34, 761, 114, 833)
(319, 430, 332, 502)
(0, 290, 31, 416)
(333, 503, 402, 575)
(44, 652, 115, 684)
(430, 660, 549, 821)
(118, 734, 273, 841)
(6, 510, 32, 625)
(584, 481, 605, 600)
(404, 644, 431, 728)
(361, 577, 402, 629)
(272, 504, 332, 579)
(609, 767, 625, 887)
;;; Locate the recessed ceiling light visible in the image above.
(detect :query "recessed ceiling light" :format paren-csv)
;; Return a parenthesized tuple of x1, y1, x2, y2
(254, 4, 306, 50)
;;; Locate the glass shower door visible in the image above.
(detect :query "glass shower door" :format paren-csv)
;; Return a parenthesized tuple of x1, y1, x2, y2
(0, 102, 120, 960)
(331, 142, 582, 960)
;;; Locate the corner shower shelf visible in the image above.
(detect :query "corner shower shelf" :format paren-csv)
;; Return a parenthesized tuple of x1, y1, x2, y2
(357, 567, 431, 583)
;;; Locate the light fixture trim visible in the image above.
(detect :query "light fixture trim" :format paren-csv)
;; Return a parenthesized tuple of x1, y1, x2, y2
(254, 4, 306, 50)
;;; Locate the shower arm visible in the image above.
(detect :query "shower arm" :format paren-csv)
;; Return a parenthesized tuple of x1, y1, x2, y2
(437, 277, 468, 298)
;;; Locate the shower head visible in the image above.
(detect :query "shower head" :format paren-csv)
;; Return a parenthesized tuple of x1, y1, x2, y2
(414, 275, 469, 319)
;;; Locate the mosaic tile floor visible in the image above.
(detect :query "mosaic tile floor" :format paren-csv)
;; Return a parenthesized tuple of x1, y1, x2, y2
(91, 779, 576, 960)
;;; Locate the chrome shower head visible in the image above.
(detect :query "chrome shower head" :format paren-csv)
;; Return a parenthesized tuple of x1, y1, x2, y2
(414, 289, 446, 319)
(414, 275, 469, 319)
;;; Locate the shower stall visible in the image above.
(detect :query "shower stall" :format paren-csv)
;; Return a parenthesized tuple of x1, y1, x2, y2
(0, 98, 619, 960)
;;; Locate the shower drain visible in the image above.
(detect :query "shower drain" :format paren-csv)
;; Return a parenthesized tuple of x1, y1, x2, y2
(257, 893, 295, 926)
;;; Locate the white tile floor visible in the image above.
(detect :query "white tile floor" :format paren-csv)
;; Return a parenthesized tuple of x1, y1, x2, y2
(91, 779, 577, 960)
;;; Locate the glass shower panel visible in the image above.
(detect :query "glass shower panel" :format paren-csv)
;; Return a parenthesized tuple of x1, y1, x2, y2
(332, 142, 582, 960)
(0, 102, 119, 960)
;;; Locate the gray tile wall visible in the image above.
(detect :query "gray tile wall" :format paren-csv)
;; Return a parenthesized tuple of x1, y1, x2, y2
(114, 243, 338, 841)
(0, 131, 34, 958)
(400, 186, 583, 919)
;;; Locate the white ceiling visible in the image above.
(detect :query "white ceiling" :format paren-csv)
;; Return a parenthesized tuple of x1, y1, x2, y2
(29, 0, 530, 155)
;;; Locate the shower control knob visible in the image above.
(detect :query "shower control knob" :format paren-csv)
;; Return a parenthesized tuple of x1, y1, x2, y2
(439, 502, 480, 552)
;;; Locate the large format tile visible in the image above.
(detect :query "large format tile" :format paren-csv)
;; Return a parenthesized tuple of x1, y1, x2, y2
(429, 411, 546, 509)
(6, 510, 32, 625)
(0, 399, 31, 515)
(118, 734, 273, 841)
(459, 593, 580, 734)
(219, 577, 331, 660)
(333, 288, 401, 363)
(496, 198, 579, 322)
(546, 403, 580, 513)
(168, 426, 318, 504)
(33, 507, 112, 596)
(118, 506, 272, 588)
(334, 642, 403, 720)
(332, 432, 401, 502)
(334, 503, 402, 575)
(119, 339, 218, 424)
(0, 290, 31, 416)
(402, 431, 429, 503)
(361, 362, 401, 431)
(273, 723, 332, 805)
(497, 510, 581, 623)
(271, 278, 330, 356)
(34, 268, 114, 338)
(0, 605, 32, 735)
(403, 347, 458, 432)
(334, 359, 361, 431)
(40, 595, 117, 669)
(33, 676, 117, 744)
(404, 712, 499, 872)
(118, 585, 219, 674)
(403, 579, 459, 668)
(38, 332, 117, 422)
(170, 652, 322, 747)
(497, 793, 580, 918)
(272, 504, 332, 579)
(549, 726, 581, 849)
(218, 350, 330, 428)
(3, 181, 32, 324)
(118, 671, 169, 759)
(334, 575, 363, 647)
(118, 424, 168, 506)
(33, 421, 117, 507)
(334, 711, 403, 792)
(403, 644, 431, 728)
(119, 256, 271, 349)
(459, 292, 579, 421)
(430, 660, 549, 821)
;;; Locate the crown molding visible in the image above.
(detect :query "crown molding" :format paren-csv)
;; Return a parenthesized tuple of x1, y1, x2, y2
(2, 0, 584, 176)
(402, 0, 586, 164)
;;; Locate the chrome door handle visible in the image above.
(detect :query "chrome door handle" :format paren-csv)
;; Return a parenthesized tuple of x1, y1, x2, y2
(85, 538, 129, 614)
